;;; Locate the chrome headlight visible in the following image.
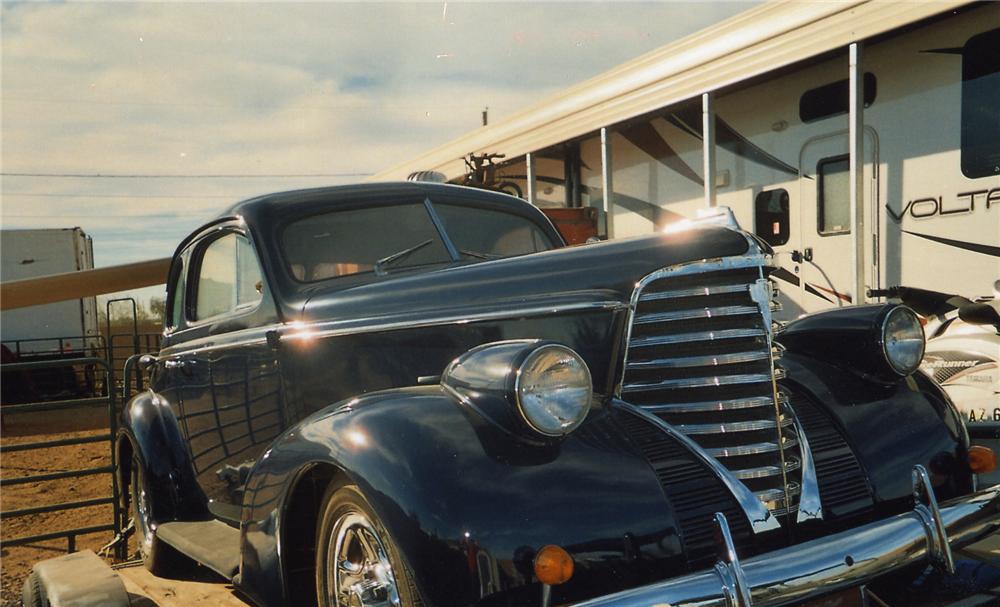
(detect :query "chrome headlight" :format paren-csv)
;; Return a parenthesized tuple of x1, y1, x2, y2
(515, 345, 593, 436)
(441, 340, 594, 439)
(882, 305, 925, 376)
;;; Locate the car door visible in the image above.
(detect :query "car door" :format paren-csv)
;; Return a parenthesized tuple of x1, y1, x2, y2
(159, 226, 284, 519)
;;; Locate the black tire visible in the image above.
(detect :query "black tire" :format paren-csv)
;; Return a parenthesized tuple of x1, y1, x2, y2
(129, 454, 185, 575)
(21, 571, 49, 607)
(315, 484, 423, 607)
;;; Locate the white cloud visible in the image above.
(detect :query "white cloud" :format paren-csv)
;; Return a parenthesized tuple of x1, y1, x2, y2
(2, 1, 754, 277)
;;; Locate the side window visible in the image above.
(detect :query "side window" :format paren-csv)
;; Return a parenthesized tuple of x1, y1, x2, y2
(961, 27, 1000, 179)
(166, 259, 186, 331)
(754, 189, 790, 246)
(799, 73, 876, 123)
(817, 155, 850, 236)
(191, 233, 263, 321)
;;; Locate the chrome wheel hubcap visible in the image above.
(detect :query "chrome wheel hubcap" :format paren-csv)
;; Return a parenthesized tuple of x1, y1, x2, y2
(326, 512, 400, 607)
(131, 465, 154, 556)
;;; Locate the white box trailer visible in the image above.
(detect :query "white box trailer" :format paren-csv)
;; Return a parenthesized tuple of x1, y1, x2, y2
(1, 228, 99, 356)
(374, 1, 999, 321)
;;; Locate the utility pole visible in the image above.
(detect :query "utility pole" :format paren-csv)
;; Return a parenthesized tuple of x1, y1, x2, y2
(482, 106, 488, 127)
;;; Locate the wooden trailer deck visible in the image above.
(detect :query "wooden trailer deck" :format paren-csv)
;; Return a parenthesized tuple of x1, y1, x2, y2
(114, 561, 248, 607)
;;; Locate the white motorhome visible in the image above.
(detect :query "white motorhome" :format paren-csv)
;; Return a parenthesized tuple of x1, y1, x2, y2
(376, 1, 999, 320)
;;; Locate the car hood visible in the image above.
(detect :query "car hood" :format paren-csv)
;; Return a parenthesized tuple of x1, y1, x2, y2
(298, 227, 751, 324)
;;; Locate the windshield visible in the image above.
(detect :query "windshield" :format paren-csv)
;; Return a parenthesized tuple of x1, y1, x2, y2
(281, 200, 554, 282)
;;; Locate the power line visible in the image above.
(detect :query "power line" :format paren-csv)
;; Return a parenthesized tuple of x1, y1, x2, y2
(3, 215, 192, 219)
(2, 192, 236, 199)
(1, 172, 373, 179)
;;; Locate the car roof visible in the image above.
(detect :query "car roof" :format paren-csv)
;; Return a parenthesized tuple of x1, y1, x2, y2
(218, 181, 538, 220)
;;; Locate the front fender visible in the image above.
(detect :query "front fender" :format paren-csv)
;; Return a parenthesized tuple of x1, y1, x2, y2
(118, 390, 208, 521)
(239, 386, 678, 607)
(781, 351, 974, 518)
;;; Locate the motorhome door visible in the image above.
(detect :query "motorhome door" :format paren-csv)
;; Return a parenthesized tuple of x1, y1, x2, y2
(792, 129, 879, 313)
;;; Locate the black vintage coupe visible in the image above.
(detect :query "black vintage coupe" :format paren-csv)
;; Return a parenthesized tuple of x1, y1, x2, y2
(119, 182, 997, 607)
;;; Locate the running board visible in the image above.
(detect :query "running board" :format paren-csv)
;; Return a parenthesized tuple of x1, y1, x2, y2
(156, 520, 241, 579)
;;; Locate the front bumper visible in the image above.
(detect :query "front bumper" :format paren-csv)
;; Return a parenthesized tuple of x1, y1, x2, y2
(576, 466, 999, 607)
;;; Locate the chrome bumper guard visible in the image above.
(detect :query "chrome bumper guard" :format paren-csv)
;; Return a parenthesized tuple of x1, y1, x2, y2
(575, 466, 999, 607)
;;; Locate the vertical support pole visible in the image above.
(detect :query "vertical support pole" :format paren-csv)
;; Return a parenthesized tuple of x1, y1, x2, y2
(702, 92, 717, 207)
(526, 153, 537, 205)
(849, 43, 865, 303)
(600, 127, 615, 239)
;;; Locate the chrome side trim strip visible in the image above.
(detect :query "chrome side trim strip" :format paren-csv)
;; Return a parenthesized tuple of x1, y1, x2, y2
(623, 370, 785, 393)
(614, 400, 781, 534)
(627, 350, 773, 370)
(639, 283, 749, 302)
(306, 300, 627, 341)
(677, 416, 794, 436)
(643, 394, 787, 414)
(629, 329, 765, 348)
(573, 476, 999, 607)
(785, 401, 823, 523)
(634, 305, 759, 325)
(160, 300, 627, 357)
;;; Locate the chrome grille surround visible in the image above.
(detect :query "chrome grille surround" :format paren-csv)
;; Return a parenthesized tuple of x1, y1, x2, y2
(618, 244, 821, 527)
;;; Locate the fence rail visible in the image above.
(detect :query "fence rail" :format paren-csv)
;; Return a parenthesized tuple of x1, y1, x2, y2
(0, 356, 125, 558)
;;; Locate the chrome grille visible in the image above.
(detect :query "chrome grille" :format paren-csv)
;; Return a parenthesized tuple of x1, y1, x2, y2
(620, 255, 811, 518)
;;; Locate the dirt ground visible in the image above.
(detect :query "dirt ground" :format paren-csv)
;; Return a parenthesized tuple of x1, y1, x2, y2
(0, 428, 119, 607)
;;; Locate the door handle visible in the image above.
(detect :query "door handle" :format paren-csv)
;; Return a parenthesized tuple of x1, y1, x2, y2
(163, 359, 189, 369)
(791, 248, 813, 263)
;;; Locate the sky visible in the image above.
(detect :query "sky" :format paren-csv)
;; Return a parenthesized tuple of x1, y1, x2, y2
(1, 1, 753, 305)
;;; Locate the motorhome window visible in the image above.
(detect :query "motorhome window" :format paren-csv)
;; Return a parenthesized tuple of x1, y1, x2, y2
(961, 27, 1000, 179)
(281, 203, 452, 282)
(799, 73, 876, 123)
(432, 203, 554, 258)
(817, 155, 850, 236)
(754, 189, 790, 246)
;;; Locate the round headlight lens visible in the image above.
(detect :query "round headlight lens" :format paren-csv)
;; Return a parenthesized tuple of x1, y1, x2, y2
(883, 306, 925, 375)
(516, 345, 593, 436)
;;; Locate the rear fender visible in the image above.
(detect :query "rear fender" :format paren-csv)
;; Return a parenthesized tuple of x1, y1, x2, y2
(118, 390, 207, 522)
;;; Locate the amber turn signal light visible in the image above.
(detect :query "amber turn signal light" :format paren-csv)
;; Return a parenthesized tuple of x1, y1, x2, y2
(534, 544, 574, 586)
(968, 446, 997, 474)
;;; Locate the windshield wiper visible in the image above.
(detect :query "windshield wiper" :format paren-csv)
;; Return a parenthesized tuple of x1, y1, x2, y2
(458, 249, 503, 260)
(374, 239, 435, 275)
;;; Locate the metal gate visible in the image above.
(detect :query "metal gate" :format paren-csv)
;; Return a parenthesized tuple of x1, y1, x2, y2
(0, 356, 125, 559)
